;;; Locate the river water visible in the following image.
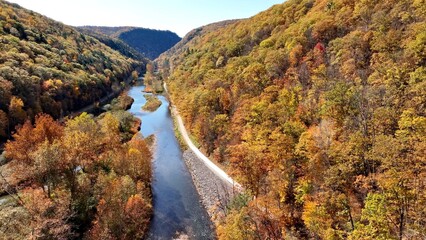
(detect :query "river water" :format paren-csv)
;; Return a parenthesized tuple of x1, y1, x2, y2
(127, 85, 214, 240)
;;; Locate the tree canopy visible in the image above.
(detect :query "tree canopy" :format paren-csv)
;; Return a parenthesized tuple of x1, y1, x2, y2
(0, 0, 142, 142)
(157, 0, 426, 238)
(2, 112, 152, 239)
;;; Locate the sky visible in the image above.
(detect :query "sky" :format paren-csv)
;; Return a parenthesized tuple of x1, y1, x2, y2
(6, 0, 284, 37)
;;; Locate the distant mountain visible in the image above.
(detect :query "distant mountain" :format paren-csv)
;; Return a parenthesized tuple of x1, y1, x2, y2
(80, 26, 181, 60)
(0, 0, 141, 140)
(77, 27, 147, 62)
(157, 0, 426, 239)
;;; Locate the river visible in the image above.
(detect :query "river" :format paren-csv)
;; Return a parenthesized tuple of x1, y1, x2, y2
(127, 85, 215, 240)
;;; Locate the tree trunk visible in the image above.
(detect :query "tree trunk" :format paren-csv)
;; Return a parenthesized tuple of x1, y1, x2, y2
(399, 210, 404, 240)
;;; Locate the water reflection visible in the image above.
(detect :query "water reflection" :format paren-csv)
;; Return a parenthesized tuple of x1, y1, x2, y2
(127, 86, 214, 239)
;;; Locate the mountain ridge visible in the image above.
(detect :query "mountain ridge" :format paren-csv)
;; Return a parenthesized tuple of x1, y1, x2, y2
(77, 27, 147, 61)
(80, 26, 181, 60)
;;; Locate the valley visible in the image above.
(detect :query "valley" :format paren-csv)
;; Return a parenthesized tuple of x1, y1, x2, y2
(0, 0, 425, 239)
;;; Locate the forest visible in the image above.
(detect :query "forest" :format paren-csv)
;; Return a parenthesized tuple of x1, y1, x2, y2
(157, 0, 426, 239)
(0, 0, 142, 143)
(0, 1, 154, 239)
(1, 104, 152, 239)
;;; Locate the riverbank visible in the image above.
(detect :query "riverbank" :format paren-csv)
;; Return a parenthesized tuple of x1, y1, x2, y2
(164, 82, 242, 220)
(182, 150, 236, 219)
(68, 70, 138, 118)
(170, 106, 241, 189)
(0, 69, 142, 154)
(128, 85, 214, 239)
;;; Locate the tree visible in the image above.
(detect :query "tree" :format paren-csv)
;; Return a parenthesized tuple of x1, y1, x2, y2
(5, 114, 63, 166)
(131, 70, 138, 81)
(350, 193, 394, 240)
(90, 175, 138, 239)
(63, 113, 101, 172)
(20, 188, 72, 240)
(5, 120, 36, 166)
(33, 113, 64, 143)
(8, 96, 27, 128)
(124, 194, 152, 239)
(59, 113, 101, 202)
(230, 139, 268, 197)
(217, 207, 256, 240)
(0, 78, 13, 111)
(99, 112, 121, 149)
(144, 63, 155, 87)
(302, 200, 334, 239)
(112, 135, 152, 184)
(0, 110, 9, 138)
(31, 140, 65, 198)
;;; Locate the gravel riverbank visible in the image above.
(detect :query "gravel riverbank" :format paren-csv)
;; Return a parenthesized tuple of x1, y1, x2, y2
(182, 150, 238, 219)
(166, 83, 241, 222)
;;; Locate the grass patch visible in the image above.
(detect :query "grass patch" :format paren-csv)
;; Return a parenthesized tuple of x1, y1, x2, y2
(170, 110, 188, 150)
(142, 94, 162, 112)
(189, 134, 201, 148)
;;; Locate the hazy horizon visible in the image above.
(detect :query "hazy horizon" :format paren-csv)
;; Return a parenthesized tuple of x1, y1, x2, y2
(5, 0, 284, 37)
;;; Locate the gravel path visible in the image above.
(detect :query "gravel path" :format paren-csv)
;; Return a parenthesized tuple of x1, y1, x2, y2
(182, 150, 238, 219)
(172, 106, 241, 189)
(164, 83, 242, 219)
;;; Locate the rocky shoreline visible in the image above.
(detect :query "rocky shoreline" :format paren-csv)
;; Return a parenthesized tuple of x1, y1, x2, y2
(166, 83, 240, 223)
(182, 150, 238, 220)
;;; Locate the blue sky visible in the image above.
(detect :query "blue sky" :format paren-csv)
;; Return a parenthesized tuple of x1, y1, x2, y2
(6, 0, 284, 37)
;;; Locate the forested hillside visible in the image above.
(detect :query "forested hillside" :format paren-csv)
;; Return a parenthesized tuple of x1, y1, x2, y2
(80, 26, 181, 60)
(1, 108, 152, 239)
(158, 0, 426, 239)
(0, 2, 153, 239)
(0, 0, 141, 142)
(157, 20, 237, 77)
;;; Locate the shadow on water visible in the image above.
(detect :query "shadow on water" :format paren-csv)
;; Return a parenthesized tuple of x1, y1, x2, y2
(127, 86, 215, 240)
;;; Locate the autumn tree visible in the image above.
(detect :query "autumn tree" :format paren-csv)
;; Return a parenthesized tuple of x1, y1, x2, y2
(20, 188, 72, 240)
(0, 110, 9, 138)
(8, 96, 27, 128)
(123, 194, 152, 238)
(349, 193, 394, 240)
(99, 112, 121, 149)
(112, 135, 152, 184)
(63, 113, 101, 172)
(89, 175, 151, 239)
(157, 0, 426, 238)
(5, 114, 63, 166)
(0, 78, 13, 111)
(217, 207, 256, 240)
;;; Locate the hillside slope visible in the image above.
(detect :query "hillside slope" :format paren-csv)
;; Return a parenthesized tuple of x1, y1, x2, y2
(157, 0, 426, 239)
(0, 0, 141, 141)
(80, 26, 181, 60)
(157, 20, 237, 75)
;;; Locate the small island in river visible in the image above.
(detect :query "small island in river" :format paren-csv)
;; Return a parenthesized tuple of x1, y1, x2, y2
(142, 94, 162, 112)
